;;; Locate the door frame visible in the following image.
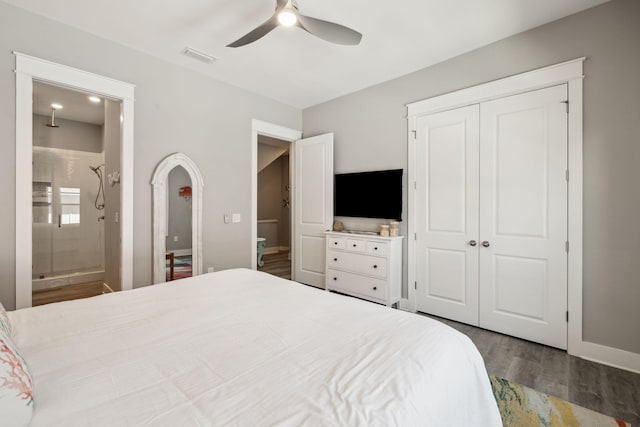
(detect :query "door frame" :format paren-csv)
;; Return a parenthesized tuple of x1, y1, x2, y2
(14, 52, 135, 309)
(407, 58, 584, 352)
(250, 120, 302, 275)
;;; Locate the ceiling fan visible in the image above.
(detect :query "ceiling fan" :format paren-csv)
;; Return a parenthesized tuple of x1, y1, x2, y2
(227, 0, 362, 48)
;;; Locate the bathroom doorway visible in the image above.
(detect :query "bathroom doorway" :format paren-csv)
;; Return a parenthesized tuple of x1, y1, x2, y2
(30, 82, 122, 306)
(257, 135, 292, 279)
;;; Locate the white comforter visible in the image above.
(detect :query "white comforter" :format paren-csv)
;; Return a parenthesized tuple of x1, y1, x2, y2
(10, 269, 501, 426)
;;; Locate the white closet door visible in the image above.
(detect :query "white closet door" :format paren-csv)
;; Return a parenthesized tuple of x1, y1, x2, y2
(479, 85, 568, 349)
(416, 105, 480, 325)
(293, 133, 334, 288)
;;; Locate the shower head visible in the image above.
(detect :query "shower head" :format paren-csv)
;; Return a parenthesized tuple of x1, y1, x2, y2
(46, 108, 60, 128)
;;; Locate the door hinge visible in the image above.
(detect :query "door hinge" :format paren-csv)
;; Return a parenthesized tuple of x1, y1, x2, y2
(414, 281, 417, 290)
(565, 170, 569, 182)
(411, 130, 417, 139)
(414, 233, 417, 240)
(565, 241, 569, 253)
(561, 100, 569, 113)
(566, 311, 569, 322)
(414, 181, 417, 190)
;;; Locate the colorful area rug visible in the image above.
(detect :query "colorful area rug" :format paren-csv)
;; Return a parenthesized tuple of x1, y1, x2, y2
(490, 375, 630, 426)
(166, 255, 192, 281)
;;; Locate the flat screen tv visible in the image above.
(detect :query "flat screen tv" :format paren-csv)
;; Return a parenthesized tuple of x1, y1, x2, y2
(334, 169, 403, 221)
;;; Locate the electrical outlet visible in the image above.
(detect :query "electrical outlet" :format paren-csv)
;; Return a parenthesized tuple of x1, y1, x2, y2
(232, 213, 241, 223)
(207, 267, 214, 273)
(224, 214, 231, 224)
(173, 236, 178, 242)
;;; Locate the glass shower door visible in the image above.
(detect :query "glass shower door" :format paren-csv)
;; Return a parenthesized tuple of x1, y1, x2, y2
(32, 148, 105, 280)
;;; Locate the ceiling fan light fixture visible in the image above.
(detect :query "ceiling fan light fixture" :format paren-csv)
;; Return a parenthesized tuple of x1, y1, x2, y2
(278, 10, 297, 27)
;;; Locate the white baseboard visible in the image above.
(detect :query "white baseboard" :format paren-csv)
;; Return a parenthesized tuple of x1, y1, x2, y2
(575, 340, 640, 374)
(399, 298, 411, 311)
(264, 246, 289, 255)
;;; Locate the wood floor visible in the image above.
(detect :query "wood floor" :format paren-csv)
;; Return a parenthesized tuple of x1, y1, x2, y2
(32, 281, 112, 306)
(424, 314, 640, 425)
(258, 251, 291, 279)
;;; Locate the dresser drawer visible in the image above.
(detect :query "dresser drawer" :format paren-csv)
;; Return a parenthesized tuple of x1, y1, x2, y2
(327, 250, 387, 278)
(327, 269, 388, 301)
(327, 237, 345, 249)
(366, 241, 388, 256)
(345, 239, 366, 252)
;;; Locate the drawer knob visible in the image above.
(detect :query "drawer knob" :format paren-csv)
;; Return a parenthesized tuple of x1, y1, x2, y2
(373, 265, 378, 269)
(374, 247, 378, 250)
(352, 244, 357, 247)
(334, 242, 338, 245)
(333, 258, 338, 262)
(333, 277, 337, 281)
(373, 286, 377, 291)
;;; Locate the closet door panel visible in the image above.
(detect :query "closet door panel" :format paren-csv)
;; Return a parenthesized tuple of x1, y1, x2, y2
(479, 85, 568, 349)
(416, 105, 480, 325)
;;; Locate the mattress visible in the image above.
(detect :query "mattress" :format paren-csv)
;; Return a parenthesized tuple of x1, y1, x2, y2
(9, 269, 501, 426)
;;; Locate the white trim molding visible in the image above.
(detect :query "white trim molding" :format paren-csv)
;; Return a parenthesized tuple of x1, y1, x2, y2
(251, 120, 301, 271)
(151, 153, 204, 284)
(404, 58, 631, 368)
(14, 52, 135, 309)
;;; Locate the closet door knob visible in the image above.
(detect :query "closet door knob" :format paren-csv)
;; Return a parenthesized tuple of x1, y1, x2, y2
(482, 241, 490, 248)
(469, 240, 477, 246)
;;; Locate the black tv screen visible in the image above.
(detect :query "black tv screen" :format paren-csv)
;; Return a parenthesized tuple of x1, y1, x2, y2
(334, 169, 403, 221)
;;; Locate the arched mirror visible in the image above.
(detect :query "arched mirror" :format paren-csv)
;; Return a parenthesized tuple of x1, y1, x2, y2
(151, 153, 203, 283)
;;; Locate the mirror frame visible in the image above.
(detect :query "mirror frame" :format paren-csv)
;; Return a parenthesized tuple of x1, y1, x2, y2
(151, 153, 204, 283)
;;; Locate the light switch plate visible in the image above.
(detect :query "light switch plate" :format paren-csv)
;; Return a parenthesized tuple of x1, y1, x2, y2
(224, 214, 231, 224)
(232, 213, 241, 223)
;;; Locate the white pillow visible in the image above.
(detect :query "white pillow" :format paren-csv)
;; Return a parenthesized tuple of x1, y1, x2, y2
(0, 331, 33, 426)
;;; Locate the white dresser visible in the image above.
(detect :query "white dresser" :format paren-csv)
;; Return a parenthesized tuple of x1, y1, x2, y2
(325, 231, 403, 307)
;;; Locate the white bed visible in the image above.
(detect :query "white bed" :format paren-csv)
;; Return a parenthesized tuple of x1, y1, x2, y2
(9, 269, 501, 426)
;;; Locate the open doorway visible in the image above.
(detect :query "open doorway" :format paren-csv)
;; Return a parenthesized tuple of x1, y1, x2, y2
(31, 81, 121, 306)
(257, 136, 291, 279)
(15, 53, 135, 309)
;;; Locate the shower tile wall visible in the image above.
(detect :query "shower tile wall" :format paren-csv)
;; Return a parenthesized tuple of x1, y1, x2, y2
(32, 147, 105, 278)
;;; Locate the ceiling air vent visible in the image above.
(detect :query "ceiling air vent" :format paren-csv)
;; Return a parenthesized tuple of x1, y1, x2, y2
(182, 47, 216, 64)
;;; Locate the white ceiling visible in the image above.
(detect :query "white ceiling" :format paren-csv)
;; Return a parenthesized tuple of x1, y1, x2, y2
(7, 0, 608, 108)
(33, 81, 106, 125)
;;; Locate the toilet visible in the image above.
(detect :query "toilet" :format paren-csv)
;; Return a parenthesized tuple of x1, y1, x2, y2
(257, 237, 266, 267)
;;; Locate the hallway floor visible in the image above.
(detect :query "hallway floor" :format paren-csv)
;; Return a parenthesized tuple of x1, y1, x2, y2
(258, 251, 291, 280)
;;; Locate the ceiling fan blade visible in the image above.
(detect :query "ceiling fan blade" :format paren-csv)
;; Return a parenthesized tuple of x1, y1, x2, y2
(276, 0, 289, 11)
(297, 14, 362, 46)
(227, 15, 279, 48)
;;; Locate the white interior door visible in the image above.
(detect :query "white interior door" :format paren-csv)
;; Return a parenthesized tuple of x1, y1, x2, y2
(478, 85, 568, 349)
(416, 105, 480, 325)
(293, 133, 334, 287)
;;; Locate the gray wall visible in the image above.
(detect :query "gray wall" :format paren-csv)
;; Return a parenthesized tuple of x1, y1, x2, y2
(103, 99, 121, 291)
(258, 156, 284, 248)
(166, 166, 192, 252)
(33, 114, 102, 153)
(303, 0, 640, 354)
(0, 2, 301, 309)
(279, 155, 290, 249)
